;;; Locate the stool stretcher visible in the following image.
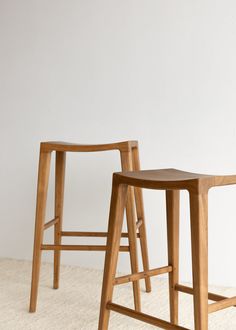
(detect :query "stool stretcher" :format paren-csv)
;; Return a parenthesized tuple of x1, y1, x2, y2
(113, 265, 172, 286)
(175, 284, 236, 313)
(60, 231, 140, 238)
(44, 217, 59, 230)
(107, 302, 189, 330)
(41, 244, 129, 252)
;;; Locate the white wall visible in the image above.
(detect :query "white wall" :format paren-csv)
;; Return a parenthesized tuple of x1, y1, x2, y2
(1, 0, 236, 287)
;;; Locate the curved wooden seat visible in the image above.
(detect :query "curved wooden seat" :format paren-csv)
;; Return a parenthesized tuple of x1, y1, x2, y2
(41, 140, 138, 152)
(115, 168, 236, 193)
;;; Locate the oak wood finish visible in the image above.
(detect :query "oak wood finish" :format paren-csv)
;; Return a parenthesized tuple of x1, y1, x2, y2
(120, 150, 141, 311)
(106, 303, 189, 330)
(29, 150, 51, 313)
(113, 265, 172, 286)
(60, 231, 140, 238)
(54, 151, 66, 289)
(175, 284, 236, 306)
(136, 219, 143, 229)
(208, 296, 236, 313)
(44, 217, 59, 230)
(41, 244, 129, 252)
(176, 284, 236, 313)
(190, 193, 208, 330)
(98, 180, 128, 330)
(41, 140, 138, 153)
(98, 168, 236, 329)
(115, 168, 236, 193)
(29, 140, 151, 313)
(166, 190, 180, 325)
(132, 145, 151, 293)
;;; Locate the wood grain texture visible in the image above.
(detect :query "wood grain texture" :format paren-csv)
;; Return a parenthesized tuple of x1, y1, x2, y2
(41, 244, 129, 252)
(107, 303, 190, 330)
(41, 140, 138, 153)
(120, 150, 141, 311)
(29, 151, 51, 313)
(113, 266, 172, 286)
(114, 168, 236, 193)
(208, 296, 236, 313)
(166, 190, 180, 325)
(132, 144, 151, 293)
(190, 192, 208, 330)
(54, 151, 66, 289)
(175, 284, 236, 306)
(60, 231, 140, 238)
(98, 181, 128, 330)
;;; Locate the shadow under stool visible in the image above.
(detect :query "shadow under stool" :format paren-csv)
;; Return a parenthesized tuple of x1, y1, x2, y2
(98, 168, 236, 330)
(29, 140, 151, 313)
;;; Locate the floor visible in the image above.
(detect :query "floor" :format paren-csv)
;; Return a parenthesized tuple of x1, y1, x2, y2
(1, 258, 236, 329)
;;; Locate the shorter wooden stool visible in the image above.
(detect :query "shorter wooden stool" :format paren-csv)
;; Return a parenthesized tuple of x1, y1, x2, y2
(99, 168, 236, 330)
(29, 141, 151, 313)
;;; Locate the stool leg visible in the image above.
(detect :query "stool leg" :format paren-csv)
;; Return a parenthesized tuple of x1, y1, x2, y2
(29, 150, 51, 312)
(166, 190, 180, 324)
(189, 192, 208, 330)
(98, 181, 128, 330)
(53, 151, 66, 289)
(132, 145, 151, 293)
(120, 150, 141, 311)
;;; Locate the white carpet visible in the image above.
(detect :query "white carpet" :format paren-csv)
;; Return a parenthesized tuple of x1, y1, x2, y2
(1, 258, 236, 329)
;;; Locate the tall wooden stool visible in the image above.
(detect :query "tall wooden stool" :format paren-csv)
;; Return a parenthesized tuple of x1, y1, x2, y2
(29, 141, 151, 313)
(99, 168, 236, 330)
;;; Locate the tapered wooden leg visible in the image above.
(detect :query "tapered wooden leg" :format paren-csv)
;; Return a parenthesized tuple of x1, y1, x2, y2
(120, 150, 141, 311)
(166, 190, 180, 324)
(189, 192, 208, 330)
(29, 150, 51, 312)
(98, 180, 128, 330)
(53, 152, 66, 289)
(132, 145, 151, 293)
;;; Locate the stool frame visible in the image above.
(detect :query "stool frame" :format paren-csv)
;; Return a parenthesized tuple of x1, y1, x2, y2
(98, 168, 236, 330)
(29, 141, 151, 313)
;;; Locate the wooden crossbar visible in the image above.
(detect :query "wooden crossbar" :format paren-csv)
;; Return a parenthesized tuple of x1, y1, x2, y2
(175, 284, 236, 308)
(208, 296, 236, 314)
(136, 219, 143, 229)
(107, 302, 189, 330)
(41, 244, 129, 252)
(44, 217, 59, 230)
(113, 266, 172, 286)
(61, 231, 140, 238)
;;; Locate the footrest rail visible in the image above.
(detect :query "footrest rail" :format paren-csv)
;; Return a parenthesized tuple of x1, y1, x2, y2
(41, 244, 129, 252)
(208, 296, 236, 313)
(107, 302, 190, 330)
(175, 284, 236, 313)
(61, 231, 140, 238)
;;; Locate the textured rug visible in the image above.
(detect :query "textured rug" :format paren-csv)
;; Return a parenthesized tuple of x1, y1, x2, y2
(1, 258, 236, 329)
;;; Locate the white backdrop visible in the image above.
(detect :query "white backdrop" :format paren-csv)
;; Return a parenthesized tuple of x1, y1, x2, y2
(1, 0, 236, 287)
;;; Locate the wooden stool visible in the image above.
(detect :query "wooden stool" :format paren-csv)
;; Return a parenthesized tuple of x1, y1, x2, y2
(29, 141, 151, 313)
(98, 168, 236, 330)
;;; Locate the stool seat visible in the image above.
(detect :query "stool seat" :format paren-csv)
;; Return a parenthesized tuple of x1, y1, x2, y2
(115, 168, 236, 192)
(41, 140, 137, 152)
